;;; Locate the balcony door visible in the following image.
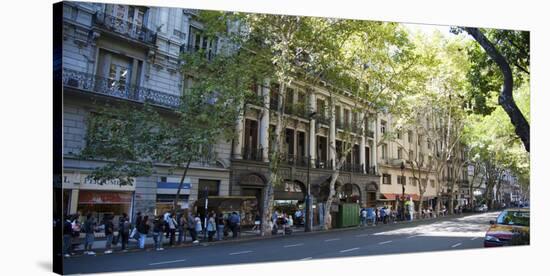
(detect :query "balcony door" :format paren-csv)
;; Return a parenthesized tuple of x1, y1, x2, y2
(97, 50, 134, 95)
(244, 119, 258, 160)
(112, 5, 145, 34)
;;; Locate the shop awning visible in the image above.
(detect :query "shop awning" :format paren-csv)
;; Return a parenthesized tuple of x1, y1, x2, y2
(380, 193, 397, 200)
(79, 190, 132, 204)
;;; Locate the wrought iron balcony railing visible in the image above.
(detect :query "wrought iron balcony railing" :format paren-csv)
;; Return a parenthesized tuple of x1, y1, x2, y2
(93, 12, 156, 44)
(242, 147, 264, 162)
(63, 69, 181, 109)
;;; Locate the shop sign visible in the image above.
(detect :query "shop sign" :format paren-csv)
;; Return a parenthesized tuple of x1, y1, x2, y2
(63, 172, 136, 191)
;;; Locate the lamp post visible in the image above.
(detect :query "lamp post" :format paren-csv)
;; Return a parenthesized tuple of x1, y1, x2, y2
(400, 161, 405, 221)
(305, 112, 317, 232)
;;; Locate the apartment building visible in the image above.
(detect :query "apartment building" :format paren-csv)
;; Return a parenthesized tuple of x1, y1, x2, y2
(61, 2, 231, 222)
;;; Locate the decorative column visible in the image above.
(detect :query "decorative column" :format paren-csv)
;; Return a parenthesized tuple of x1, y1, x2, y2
(309, 92, 317, 167)
(359, 111, 366, 173)
(329, 99, 336, 168)
(233, 99, 245, 160)
(372, 114, 378, 173)
(260, 78, 270, 162)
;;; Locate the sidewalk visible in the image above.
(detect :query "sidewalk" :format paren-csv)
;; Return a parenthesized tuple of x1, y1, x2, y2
(66, 213, 466, 257)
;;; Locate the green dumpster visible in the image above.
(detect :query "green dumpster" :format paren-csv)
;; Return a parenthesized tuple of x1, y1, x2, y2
(337, 203, 360, 228)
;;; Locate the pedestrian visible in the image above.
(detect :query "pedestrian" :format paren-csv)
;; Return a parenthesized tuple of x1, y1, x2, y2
(360, 207, 367, 226)
(187, 212, 198, 244)
(163, 211, 171, 238)
(152, 216, 165, 251)
(406, 197, 415, 221)
(229, 211, 240, 238)
(177, 212, 187, 244)
(167, 213, 177, 246)
(252, 212, 261, 232)
(272, 210, 279, 225)
(207, 212, 216, 242)
(216, 213, 225, 241)
(194, 215, 202, 238)
(118, 213, 130, 251)
(294, 209, 303, 226)
(137, 215, 150, 249)
(83, 213, 97, 255)
(367, 207, 376, 226)
(63, 215, 73, 257)
(132, 212, 143, 242)
(103, 214, 114, 254)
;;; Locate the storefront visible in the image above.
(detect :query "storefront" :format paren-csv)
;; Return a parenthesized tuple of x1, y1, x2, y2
(63, 171, 135, 223)
(155, 176, 191, 215)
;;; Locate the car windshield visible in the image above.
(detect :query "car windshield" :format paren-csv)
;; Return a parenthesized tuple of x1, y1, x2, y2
(496, 211, 530, 227)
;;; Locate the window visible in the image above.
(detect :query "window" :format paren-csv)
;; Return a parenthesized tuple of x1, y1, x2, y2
(418, 135, 422, 146)
(397, 130, 402, 139)
(409, 150, 414, 161)
(383, 174, 392, 184)
(397, 175, 406, 185)
(381, 121, 387, 134)
(198, 179, 219, 198)
(420, 154, 424, 164)
(397, 148, 403, 159)
(409, 177, 417, 186)
(270, 83, 280, 110)
(430, 180, 435, 188)
(188, 26, 218, 59)
(427, 138, 431, 149)
(335, 106, 341, 127)
(381, 144, 388, 160)
(408, 130, 413, 143)
(421, 179, 427, 187)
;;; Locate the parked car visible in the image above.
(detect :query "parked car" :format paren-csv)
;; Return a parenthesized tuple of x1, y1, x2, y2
(475, 204, 488, 212)
(484, 208, 530, 247)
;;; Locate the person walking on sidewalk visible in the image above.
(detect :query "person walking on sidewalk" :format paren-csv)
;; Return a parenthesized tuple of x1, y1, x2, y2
(132, 212, 143, 243)
(194, 215, 202, 238)
(137, 215, 150, 249)
(366, 207, 376, 226)
(252, 212, 261, 232)
(103, 214, 114, 254)
(229, 211, 240, 238)
(206, 212, 216, 242)
(152, 216, 165, 251)
(63, 215, 74, 257)
(216, 213, 225, 241)
(83, 213, 97, 255)
(118, 213, 130, 251)
(167, 213, 177, 246)
(187, 212, 198, 244)
(360, 207, 367, 227)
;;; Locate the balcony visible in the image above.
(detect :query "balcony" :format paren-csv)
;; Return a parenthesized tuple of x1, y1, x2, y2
(93, 12, 156, 45)
(63, 69, 181, 109)
(282, 154, 309, 167)
(242, 147, 264, 162)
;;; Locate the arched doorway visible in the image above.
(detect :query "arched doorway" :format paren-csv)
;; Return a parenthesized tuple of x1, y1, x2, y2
(273, 180, 306, 220)
(338, 183, 362, 204)
(365, 182, 378, 208)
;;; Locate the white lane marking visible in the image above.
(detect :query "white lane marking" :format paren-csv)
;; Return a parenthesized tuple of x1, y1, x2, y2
(149, 259, 187, 266)
(324, 238, 340, 242)
(378, 240, 393, 245)
(451, 243, 462, 248)
(284, 243, 304, 248)
(471, 237, 480, 241)
(407, 235, 420, 239)
(300, 257, 313, 260)
(340, 247, 360, 253)
(229, 250, 253, 255)
(355, 234, 369, 237)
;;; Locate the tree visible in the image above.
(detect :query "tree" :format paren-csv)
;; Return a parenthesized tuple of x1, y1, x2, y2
(459, 28, 530, 152)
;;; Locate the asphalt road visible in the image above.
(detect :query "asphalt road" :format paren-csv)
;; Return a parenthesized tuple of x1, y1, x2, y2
(63, 212, 499, 275)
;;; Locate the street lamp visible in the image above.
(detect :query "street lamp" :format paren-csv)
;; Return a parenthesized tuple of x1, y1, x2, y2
(305, 112, 317, 233)
(400, 161, 405, 221)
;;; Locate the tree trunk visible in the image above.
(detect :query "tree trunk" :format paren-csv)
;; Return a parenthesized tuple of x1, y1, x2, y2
(464, 27, 530, 152)
(173, 157, 193, 211)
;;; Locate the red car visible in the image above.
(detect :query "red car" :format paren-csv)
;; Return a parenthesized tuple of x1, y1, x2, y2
(484, 208, 530, 247)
